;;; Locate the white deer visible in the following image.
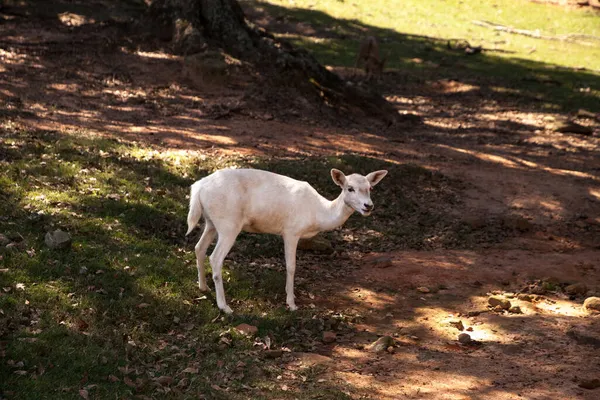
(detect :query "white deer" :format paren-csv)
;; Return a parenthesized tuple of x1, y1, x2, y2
(186, 168, 388, 314)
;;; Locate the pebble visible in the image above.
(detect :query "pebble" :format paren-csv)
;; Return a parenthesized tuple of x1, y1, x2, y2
(367, 336, 395, 353)
(44, 229, 72, 250)
(488, 296, 511, 310)
(458, 333, 472, 344)
(517, 294, 534, 302)
(416, 286, 430, 293)
(508, 306, 522, 314)
(565, 283, 588, 296)
(235, 323, 258, 336)
(583, 297, 600, 314)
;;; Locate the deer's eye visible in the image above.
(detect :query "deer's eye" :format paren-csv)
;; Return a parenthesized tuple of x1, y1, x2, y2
(348, 187, 355, 193)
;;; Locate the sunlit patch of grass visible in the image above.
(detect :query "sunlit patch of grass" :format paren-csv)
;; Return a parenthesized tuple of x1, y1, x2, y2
(249, 0, 600, 111)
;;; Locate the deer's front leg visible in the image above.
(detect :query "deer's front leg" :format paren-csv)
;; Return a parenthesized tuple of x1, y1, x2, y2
(283, 235, 300, 311)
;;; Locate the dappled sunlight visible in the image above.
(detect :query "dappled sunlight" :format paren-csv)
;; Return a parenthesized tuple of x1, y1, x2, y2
(2, 1, 600, 398)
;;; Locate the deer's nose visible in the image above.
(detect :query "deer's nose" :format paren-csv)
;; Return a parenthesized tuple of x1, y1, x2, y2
(364, 203, 374, 211)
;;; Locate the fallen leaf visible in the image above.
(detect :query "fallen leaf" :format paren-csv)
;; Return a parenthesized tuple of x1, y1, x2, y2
(181, 367, 198, 374)
(155, 376, 173, 386)
(79, 389, 89, 400)
(123, 376, 136, 388)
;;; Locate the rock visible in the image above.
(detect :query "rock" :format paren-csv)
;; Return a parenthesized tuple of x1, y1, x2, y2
(44, 230, 72, 250)
(235, 323, 258, 336)
(565, 283, 588, 296)
(447, 320, 464, 331)
(0, 234, 10, 246)
(367, 336, 395, 353)
(322, 331, 337, 343)
(508, 306, 522, 314)
(416, 286, 430, 294)
(79, 266, 88, 275)
(297, 236, 334, 254)
(458, 333, 472, 344)
(467, 310, 483, 317)
(583, 297, 600, 314)
(517, 294, 534, 302)
(488, 296, 511, 310)
(579, 378, 600, 390)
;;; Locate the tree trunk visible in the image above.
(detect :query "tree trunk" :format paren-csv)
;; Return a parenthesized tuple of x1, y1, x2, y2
(148, 0, 401, 125)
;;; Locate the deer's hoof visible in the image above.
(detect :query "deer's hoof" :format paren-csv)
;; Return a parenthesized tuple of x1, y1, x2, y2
(221, 305, 233, 314)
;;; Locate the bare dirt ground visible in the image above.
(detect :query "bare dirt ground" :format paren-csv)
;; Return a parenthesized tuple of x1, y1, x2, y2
(2, 2, 600, 399)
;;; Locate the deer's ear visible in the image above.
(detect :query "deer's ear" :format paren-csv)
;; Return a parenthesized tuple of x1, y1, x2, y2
(366, 170, 388, 186)
(331, 169, 347, 187)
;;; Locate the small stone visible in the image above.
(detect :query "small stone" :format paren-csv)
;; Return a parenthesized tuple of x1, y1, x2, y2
(466, 327, 473, 332)
(517, 294, 534, 302)
(297, 236, 334, 254)
(44, 230, 72, 250)
(386, 346, 395, 354)
(322, 331, 337, 343)
(467, 310, 482, 317)
(508, 306, 522, 314)
(367, 336, 395, 353)
(583, 297, 600, 314)
(235, 323, 258, 336)
(488, 296, 511, 310)
(579, 378, 600, 390)
(79, 266, 88, 275)
(458, 333, 472, 344)
(416, 286, 430, 293)
(448, 320, 464, 331)
(565, 283, 588, 296)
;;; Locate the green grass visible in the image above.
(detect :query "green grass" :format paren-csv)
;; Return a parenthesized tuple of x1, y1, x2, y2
(248, 0, 600, 111)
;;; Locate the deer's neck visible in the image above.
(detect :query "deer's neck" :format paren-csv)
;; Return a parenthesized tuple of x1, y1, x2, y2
(317, 192, 354, 232)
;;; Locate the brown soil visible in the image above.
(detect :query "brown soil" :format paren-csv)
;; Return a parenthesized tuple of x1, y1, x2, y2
(2, 2, 600, 399)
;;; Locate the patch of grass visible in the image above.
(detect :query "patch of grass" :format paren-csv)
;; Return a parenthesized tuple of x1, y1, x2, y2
(247, 0, 600, 111)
